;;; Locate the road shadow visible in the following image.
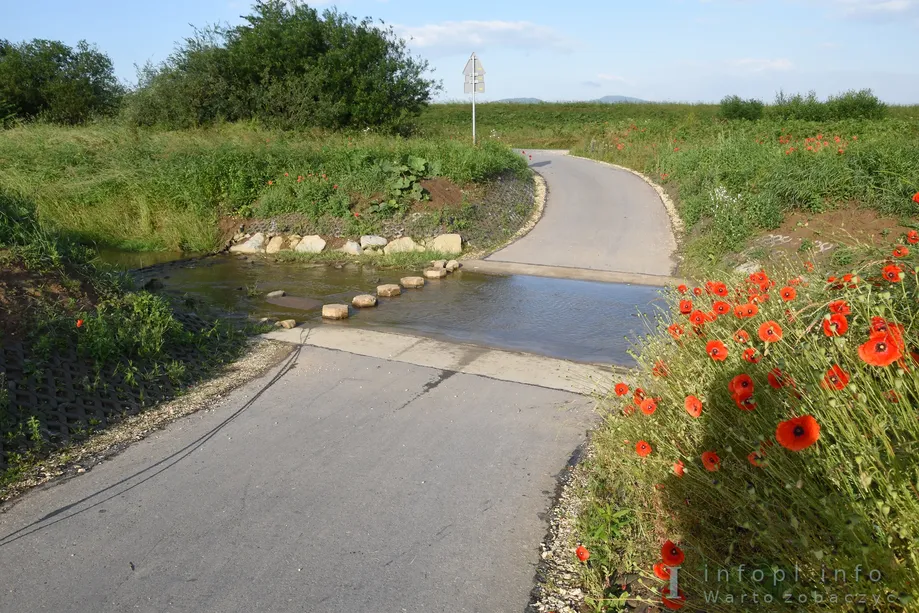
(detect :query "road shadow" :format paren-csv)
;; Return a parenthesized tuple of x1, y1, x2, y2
(529, 161, 551, 168)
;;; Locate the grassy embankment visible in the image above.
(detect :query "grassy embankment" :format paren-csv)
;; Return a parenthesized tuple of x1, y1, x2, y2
(420, 102, 919, 274)
(0, 122, 528, 255)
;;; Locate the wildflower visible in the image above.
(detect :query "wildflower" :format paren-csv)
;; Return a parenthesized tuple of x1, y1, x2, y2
(353, 212, 360, 218)
(742, 347, 760, 363)
(333, 184, 338, 189)
(690, 310, 707, 326)
(913, 192, 919, 204)
(284, 172, 289, 177)
(779, 286, 796, 302)
(576, 545, 590, 562)
(758, 321, 783, 342)
(652, 361, 669, 377)
(748, 451, 763, 467)
(706, 340, 728, 361)
(679, 299, 693, 315)
(676, 284, 688, 294)
(885, 390, 900, 403)
(828, 300, 850, 315)
(882, 264, 903, 283)
(684, 395, 702, 418)
(661, 540, 684, 566)
(713, 301, 731, 315)
(776, 415, 820, 451)
(674, 147, 680, 152)
(615, 382, 629, 396)
(822, 364, 850, 390)
(297, 175, 303, 182)
(729, 374, 754, 399)
(673, 460, 685, 477)
(654, 562, 671, 580)
(893, 246, 909, 258)
(804, 261, 814, 272)
(633, 388, 647, 406)
(640, 398, 658, 415)
(636, 440, 653, 457)
(662, 586, 686, 610)
(767, 368, 792, 389)
(859, 333, 902, 367)
(702, 451, 721, 471)
(735, 303, 759, 319)
(76, 319, 84, 328)
(268, 180, 274, 185)
(668, 324, 684, 340)
(823, 313, 848, 337)
(710, 281, 728, 297)
(733, 330, 749, 343)
(907, 230, 919, 244)
(692, 287, 702, 296)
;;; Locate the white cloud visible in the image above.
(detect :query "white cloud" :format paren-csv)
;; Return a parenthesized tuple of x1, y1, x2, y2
(393, 20, 572, 54)
(727, 58, 794, 71)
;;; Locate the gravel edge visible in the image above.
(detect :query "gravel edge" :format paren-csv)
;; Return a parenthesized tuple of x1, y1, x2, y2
(464, 170, 547, 260)
(528, 442, 595, 613)
(0, 339, 294, 508)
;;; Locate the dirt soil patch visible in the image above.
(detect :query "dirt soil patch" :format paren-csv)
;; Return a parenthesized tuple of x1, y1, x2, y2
(415, 177, 468, 211)
(0, 254, 97, 342)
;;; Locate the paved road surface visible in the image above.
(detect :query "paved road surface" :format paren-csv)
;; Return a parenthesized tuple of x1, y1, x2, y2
(0, 334, 597, 613)
(488, 150, 677, 276)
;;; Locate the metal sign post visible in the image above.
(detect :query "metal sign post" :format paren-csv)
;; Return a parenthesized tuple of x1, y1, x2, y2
(463, 53, 485, 145)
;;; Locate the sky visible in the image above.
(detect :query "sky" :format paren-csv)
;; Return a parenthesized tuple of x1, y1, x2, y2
(4, 0, 919, 104)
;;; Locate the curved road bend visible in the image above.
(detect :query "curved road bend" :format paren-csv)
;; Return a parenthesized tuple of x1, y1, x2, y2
(487, 149, 677, 277)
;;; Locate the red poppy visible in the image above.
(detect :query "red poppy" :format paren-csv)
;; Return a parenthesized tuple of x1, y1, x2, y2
(885, 390, 900, 403)
(822, 313, 848, 337)
(692, 287, 702, 296)
(742, 347, 760, 363)
(735, 303, 759, 319)
(893, 246, 909, 258)
(636, 440, 653, 457)
(690, 310, 707, 326)
(767, 368, 792, 389)
(661, 540, 684, 566)
(701, 451, 721, 471)
(673, 460, 685, 477)
(652, 361, 669, 378)
(615, 382, 630, 396)
(684, 395, 702, 418)
(859, 333, 903, 367)
(654, 562, 671, 580)
(822, 364, 850, 390)
(779, 286, 796, 302)
(677, 284, 688, 294)
(713, 301, 731, 315)
(729, 374, 754, 398)
(733, 329, 750, 344)
(668, 324, 684, 340)
(883, 264, 903, 283)
(776, 415, 820, 451)
(804, 261, 814, 272)
(788, 276, 802, 286)
(284, 172, 289, 177)
(640, 398, 658, 415)
(913, 192, 919, 204)
(267, 180, 274, 185)
(828, 300, 850, 315)
(758, 321, 783, 342)
(869, 317, 904, 343)
(748, 271, 768, 285)
(633, 388, 647, 405)
(734, 394, 757, 411)
(748, 451, 763, 467)
(353, 212, 360, 218)
(576, 545, 590, 562)
(661, 586, 686, 610)
(706, 340, 728, 361)
(907, 230, 919, 245)
(710, 281, 728, 297)
(679, 299, 693, 315)
(76, 319, 84, 328)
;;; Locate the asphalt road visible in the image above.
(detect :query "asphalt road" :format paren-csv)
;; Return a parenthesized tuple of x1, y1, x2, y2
(488, 150, 677, 276)
(0, 342, 596, 613)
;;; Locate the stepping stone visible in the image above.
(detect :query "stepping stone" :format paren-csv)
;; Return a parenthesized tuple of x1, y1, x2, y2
(266, 290, 286, 298)
(423, 268, 447, 279)
(352, 294, 378, 308)
(431, 259, 446, 269)
(276, 319, 297, 329)
(446, 259, 460, 272)
(377, 284, 402, 297)
(322, 304, 349, 319)
(400, 276, 425, 289)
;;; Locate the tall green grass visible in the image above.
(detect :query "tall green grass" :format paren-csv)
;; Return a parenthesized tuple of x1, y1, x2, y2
(0, 122, 526, 251)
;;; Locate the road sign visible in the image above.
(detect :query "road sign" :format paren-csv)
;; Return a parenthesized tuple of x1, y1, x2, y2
(463, 53, 485, 144)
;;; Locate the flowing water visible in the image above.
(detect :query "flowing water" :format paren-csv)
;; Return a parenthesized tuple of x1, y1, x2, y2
(106, 253, 665, 365)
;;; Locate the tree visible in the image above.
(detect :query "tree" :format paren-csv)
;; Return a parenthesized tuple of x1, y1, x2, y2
(125, 1, 440, 132)
(0, 39, 123, 124)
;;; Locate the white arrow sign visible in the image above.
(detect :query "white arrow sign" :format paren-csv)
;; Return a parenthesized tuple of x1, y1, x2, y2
(463, 53, 485, 144)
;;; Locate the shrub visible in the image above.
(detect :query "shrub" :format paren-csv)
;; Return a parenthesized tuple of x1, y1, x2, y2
(124, 0, 440, 133)
(580, 200, 919, 610)
(719, 95, 765, 121)
(0, 38, 123, 124)
(827, 89, 888, 120)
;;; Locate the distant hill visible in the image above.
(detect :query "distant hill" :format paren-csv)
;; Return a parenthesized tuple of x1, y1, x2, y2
(593, 95, 645, 103)
(490, 95, 646, 104)
(494, 97, 544, 104)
